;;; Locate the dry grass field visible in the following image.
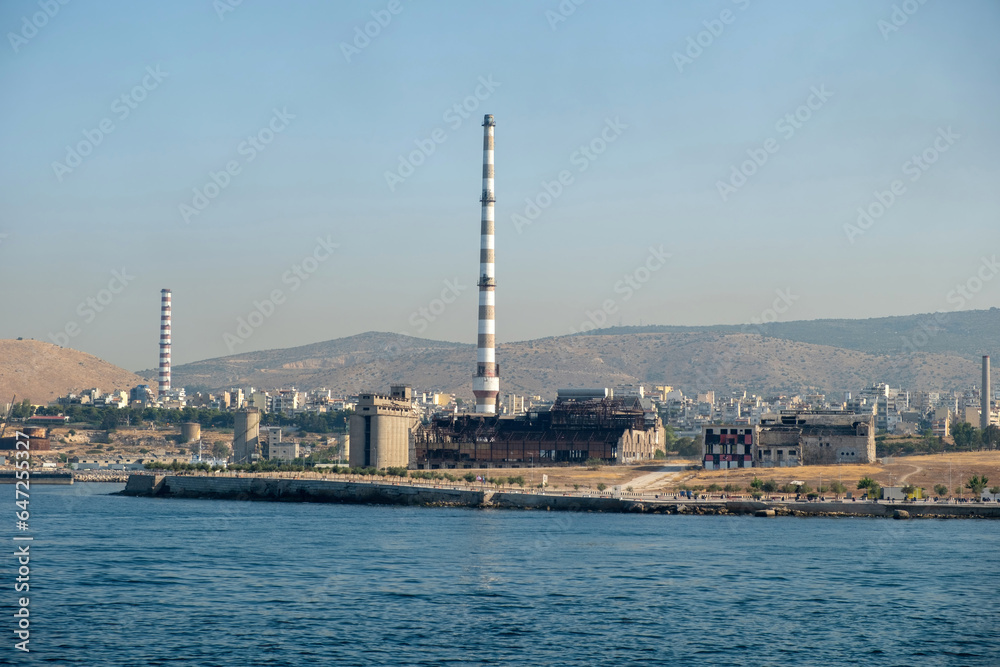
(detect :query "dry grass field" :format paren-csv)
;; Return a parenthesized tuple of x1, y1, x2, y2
(422, 463, 660, 490)
(654, 451, 1000, 497)
(409, 452, 1000, 497)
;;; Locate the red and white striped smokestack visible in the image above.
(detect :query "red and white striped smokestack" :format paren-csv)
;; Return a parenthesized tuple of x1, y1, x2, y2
(983, 355, 991, 431)
(159, 289, 171, 394)
(473, 114, 499, 414)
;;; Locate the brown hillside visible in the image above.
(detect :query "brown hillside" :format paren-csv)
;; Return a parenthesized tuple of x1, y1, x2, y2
(0, 339, 146, 405)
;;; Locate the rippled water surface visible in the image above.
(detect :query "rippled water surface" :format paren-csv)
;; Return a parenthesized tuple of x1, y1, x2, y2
(15, 484, 1000, 665)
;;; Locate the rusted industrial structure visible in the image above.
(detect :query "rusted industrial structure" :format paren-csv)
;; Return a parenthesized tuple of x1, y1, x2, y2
(0, 426, 51, 452)
(414, 388, 661, 468)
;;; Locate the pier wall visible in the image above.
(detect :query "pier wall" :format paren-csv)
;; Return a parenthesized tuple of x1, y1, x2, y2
(123, 475, 485, 507)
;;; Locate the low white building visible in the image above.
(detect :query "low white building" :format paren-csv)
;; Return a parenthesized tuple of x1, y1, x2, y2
(269, 442, 300, 462)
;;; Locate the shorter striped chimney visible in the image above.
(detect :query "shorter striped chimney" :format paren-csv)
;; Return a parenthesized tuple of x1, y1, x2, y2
(983, 355, 991, 431)
(159, 289, 171, 394)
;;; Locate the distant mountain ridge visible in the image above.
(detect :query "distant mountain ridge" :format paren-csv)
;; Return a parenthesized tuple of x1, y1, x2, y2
(138, 309, 1000, 399)
(579, 308, 1000, 360)
(4, 310, 992, 406)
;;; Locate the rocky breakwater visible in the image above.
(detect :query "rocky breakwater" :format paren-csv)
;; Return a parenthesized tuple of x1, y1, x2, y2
(74, 470, 132, 483)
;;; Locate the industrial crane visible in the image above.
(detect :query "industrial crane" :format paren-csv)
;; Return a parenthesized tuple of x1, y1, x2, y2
(0, 394, 15, 440)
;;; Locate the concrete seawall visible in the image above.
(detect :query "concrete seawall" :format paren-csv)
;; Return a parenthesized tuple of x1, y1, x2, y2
(123, 474, 486, 507)
(119, 475, 1000, 519)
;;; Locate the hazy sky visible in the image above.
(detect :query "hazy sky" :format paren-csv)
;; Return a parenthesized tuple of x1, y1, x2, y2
(1, 0, 998, 372)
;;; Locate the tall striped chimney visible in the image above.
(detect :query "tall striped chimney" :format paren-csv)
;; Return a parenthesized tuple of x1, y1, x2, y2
(159, 289, 171, 395)
(473, 114, 499, 414)
(983, 355, 991, 430)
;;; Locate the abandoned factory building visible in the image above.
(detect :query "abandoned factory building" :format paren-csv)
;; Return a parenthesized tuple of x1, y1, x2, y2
(413, 388, 662, 468)
(702, 411, 876, 469)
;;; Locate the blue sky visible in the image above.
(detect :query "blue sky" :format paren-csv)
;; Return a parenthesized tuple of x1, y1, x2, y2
(1, 0, 998, 371)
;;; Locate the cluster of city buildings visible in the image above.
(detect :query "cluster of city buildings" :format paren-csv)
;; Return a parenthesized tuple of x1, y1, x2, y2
(664, 380, 996, 438)
(227, 407, 346, 464)
(29, 368, 999, 474)
(52, 382, 554, 421)
(694, 357, 996, 470)
(55, 384, 357, 415)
